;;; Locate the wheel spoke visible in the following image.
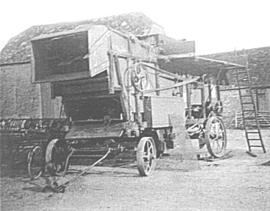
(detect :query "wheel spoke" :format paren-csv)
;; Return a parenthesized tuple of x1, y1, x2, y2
(143, 141, 153, 168)
(211, 139, 216, 150)
(148, 145, 152, 156)
(137, 137, 156, 176)
(215, 141, 221, 153)
(206, 117, 227, 158)
(142, 154, 149, 160)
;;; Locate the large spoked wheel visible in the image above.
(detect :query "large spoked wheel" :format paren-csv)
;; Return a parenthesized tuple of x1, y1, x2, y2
(45, 139, 70, 176)
(136, 137, 157, 176)
(27, 145, 44, 180)
(205, 116, 227, 158)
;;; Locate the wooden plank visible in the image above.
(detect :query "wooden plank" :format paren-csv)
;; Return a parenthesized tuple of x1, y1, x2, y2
(40, 83, 54, 118)
(53, 77, 109, 96)
(88, 26, 110, 77)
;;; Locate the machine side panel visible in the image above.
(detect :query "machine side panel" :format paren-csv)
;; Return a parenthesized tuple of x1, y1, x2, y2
(144, 96, 185, 128)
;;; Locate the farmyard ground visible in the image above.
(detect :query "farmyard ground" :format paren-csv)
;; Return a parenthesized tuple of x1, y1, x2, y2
(1, 129, 270, 211)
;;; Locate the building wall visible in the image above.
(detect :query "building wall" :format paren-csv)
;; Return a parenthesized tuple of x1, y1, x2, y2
(0, 63, 41, 118)
(220, 88, 270, 127)
(257, 89, 270, 112)
(0, 63, 61, 119)
(220, 89, 241, 127)
(207, 46, 270, 127)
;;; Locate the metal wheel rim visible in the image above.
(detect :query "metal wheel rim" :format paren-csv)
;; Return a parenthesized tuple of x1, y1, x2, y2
(45, 139, 69, 176)
(207, 117, 226, 157)
(52, 144, 67, 174)
(27, 146, 43, 180)
(142, 139, 155, 173)
(137, 137, 156, 176)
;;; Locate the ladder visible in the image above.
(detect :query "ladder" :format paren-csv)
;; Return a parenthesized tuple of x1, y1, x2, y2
(235, 68, 266, 153)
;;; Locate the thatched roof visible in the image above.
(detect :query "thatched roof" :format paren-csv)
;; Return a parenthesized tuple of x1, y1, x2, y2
(0, 13, 164, 65)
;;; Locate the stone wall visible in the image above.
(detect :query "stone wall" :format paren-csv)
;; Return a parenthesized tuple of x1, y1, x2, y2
(207, 46, 270, 128)
(220, 89, 241, 127)
(220, 88, 270, 128)
(0, 63, 41, 118)
(0, 63, 61, 119)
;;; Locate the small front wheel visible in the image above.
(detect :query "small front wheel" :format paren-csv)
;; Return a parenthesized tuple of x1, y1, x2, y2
(205, 116, 227, 158)
(136, 137, 157, 176)
(27, 145, 44, 180)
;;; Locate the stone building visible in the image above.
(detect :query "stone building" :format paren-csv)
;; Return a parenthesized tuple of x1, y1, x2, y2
(1, 13, 269, 127)
(206, 46, 270, 127)
(0, 13, 164, 119)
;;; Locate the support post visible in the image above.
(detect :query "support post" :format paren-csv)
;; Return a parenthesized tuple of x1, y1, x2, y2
(201, 76, 206, 118)
(155, 72, 160, 96)
(186, 84, 191, 119)
(208, 83, 212, 102)
(255, 88, 259, 111)
(113, 55, 129, 120)
(235, 111, 238, 128)
(216, 85, 221, 101)
(108, 52, 115, 94)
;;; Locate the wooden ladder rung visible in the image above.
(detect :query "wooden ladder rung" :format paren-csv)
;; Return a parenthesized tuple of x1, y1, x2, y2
(242, 116, 256, 118)
(71, 155, 103, 158)
(240, 95, 252, 98)
(242, 102, 253, 105)
(249, 145, 263, 148)
(247, 138, 262, 141)
(236, 68, 266, 153)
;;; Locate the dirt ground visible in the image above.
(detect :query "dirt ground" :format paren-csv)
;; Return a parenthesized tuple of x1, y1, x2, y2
(1, 129, 270, 211)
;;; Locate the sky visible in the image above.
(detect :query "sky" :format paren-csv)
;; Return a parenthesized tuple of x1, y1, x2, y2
(0, 0, 270, 55)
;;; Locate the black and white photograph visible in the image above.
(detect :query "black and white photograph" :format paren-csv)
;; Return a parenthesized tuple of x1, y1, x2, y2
(0, 0, 270, 210)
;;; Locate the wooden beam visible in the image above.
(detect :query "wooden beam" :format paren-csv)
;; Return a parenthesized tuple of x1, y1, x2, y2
(158, 53, 195, 60)
(195, 56, 246, 69)
(108, 37, 115, 94)
(220, 84, 270, 91)
(155, 66, 160, 96)
(142, 63, 186, 81)
(108, 50, 157, 64)
(142, 77, 200, 94)
(113, 55, 129, 120)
